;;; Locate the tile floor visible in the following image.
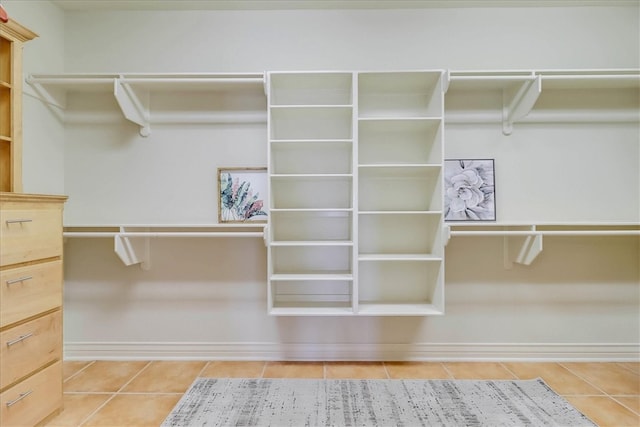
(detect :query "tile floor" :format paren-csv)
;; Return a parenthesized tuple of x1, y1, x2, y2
(44, 360, 639, 427)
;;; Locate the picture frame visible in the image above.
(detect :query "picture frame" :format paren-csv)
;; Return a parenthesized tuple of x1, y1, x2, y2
(217, 167, 268, 223)
(444, 159, 496, 222)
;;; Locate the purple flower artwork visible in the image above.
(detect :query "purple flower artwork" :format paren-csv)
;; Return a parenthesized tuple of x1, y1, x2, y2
(444, 159, 496, 221)
(218, 168, 268, 223)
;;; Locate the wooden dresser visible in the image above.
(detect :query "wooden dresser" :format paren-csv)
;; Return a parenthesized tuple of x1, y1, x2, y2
(0, 192, 67, 426)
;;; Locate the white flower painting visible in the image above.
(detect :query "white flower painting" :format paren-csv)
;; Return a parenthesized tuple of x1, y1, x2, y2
(444, 159, 496, 221)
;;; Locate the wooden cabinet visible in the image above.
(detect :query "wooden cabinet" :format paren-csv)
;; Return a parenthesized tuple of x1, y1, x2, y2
(266, 71, 444, 316)
(0, 20, 37, 193)
(0, 192, 67, 426)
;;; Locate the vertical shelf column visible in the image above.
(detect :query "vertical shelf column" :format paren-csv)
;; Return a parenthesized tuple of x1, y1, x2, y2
(356, 71, 445, 315)
(266, 72, 355, 315)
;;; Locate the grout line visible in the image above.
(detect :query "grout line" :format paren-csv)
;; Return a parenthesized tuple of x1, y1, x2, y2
(499, 362, 521, 380)
(441, 362, 455, 379)
(609, 396, 640, 417)
(115, 361, 153, 393)
(77, 361, 152, 427)
(78, 393, 117, 427)
(382, 362, 391, 379)
(63, 360, 96, 383)
(196, 361, 211, 378)
(558, 363, 614, 397)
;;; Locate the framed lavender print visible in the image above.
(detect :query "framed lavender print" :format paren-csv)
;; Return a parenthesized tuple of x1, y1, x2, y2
(444, 159, 496, 221)
(218, 167, 268, 223)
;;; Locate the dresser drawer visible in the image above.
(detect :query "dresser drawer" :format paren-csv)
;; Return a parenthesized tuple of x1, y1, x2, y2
(0, 260, 62, 328)
(0, 361, 62, 427)
(0, 207, 63, 267)
(0, 310, 62, 390)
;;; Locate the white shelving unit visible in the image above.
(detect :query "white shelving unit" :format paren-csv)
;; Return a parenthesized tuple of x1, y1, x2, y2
(267, 72, 356, 316)
(266, 70, 444, 316)
(357, 71, 445, 316)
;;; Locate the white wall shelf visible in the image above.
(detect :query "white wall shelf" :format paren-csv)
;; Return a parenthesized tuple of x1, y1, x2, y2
(63, 224, 266, 270)
(27, 73, 267, 136)
(445, 69, 640, 134)
(266, 70, 445, 316)
(446, 223, 640, 268)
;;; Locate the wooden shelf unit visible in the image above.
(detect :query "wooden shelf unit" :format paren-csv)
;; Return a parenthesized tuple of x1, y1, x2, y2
(0, 20, 37, 193)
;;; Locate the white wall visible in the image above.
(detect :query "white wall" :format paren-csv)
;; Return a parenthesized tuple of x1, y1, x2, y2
(17, 3, 640, 359)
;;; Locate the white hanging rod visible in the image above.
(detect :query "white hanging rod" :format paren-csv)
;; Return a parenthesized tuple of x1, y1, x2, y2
(449, 75, 536, 81)
(450, 230, 640, 237)
(118, 77, 264, 85)
(27, 76, 264, 86)
(27, 77, 114, 85)
(64, 232, 264, 238)
(540, 74, 640, 81)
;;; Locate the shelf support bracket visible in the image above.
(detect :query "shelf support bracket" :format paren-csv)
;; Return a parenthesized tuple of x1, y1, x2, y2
(113, 78, 151, 137)
(25, 77, 66, 122)
(502, 75, 541, 135)
(114, 227, 151, 270)
(503, 226, 543, 268)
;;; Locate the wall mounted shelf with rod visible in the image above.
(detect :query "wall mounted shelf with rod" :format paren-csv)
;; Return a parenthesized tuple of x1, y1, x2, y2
(446, 223, 640, 268)
(27, 73, 267, 136)
(63, 224, 266, 269)
(445, 69, 640, 134)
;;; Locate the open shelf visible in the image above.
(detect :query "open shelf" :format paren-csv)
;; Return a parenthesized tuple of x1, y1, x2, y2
(358, 71, 443, 118)
(269, 106, 353, 140)
(359, 212, 443, 256)
(358, 259, 444, 315)
(270, 209, 352, 242)
(271, 175, 352, 210)
(358, 118, 442, 165)
(270, 140, 352, 174)
(269, 72, 353, 106)
(358, 166, 442, 212)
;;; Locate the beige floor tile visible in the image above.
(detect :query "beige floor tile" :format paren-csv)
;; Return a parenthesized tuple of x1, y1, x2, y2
(325, 362, 388, 379)
(263, 361, 324, 378)
(613, 396, 640, 415)
(44, 394, 112, 427)
(82, 394, 181, 427)
(443, 362, 517, 380)
(503, 362, 603, 395)
(63, 361, 149, 393)
(122, 361, 207, 393)
(200, 361, 266, 378)
(565, 396, 640, 427)
(562, 362, 640, 395)
(384, 362, 452, 379)
(63, 361, 93, 381)
(617, 362, 640, 375)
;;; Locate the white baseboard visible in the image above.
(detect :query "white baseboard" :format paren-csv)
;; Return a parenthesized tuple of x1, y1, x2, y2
(63, 342, 640, 361)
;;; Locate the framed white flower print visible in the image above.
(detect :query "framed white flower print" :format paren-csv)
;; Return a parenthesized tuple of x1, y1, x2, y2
(444, 159, 496, 221)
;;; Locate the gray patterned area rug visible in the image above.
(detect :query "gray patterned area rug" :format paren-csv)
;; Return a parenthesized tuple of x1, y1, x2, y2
(161, 377, 595, 427)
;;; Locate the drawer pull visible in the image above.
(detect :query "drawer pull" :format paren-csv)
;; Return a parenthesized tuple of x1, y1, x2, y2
(5, 276, 33, 285)
(5, 219, 33, 224)
(6, 333, 34, 347)
(6, 390, 33, 407)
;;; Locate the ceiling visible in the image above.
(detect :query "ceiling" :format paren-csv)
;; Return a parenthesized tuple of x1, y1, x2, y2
(50, 0, 638, 11)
